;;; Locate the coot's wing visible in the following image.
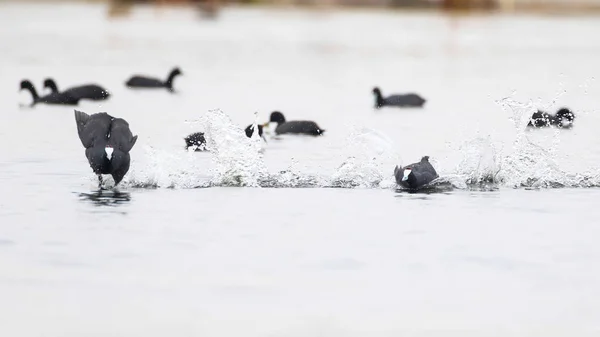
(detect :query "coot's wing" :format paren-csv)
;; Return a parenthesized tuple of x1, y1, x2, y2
(384, 94, 409, 106)
(65, 85, 110, 100)
(74, 110, 113, 148)
(108, 118, 137, 153)
(385, 94, 424, 106)
(413, 157, 438, 186)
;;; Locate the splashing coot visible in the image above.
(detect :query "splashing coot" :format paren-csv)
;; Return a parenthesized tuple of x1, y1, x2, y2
(394, 156, 438, 190)
(74, 110, 138, 188)
(184, 132, 207, 152)
(184, 123, 264, 151)
(527, 108, 575, 129)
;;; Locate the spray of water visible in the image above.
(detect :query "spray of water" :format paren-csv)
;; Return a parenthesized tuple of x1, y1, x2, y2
(117, 103, 599, 191)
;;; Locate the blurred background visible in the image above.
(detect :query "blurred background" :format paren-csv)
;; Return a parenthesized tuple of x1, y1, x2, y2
(4, 0, 600, 17)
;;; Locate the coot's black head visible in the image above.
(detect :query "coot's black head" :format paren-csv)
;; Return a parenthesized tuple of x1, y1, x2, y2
(184, 132, 206, 151)
(372, 87, 384, 108)
(311, 128, 325, 136)
(269, 111, 286, 124)
(245, 124, 264, 138)
(43, 78, 59, 93)
(556, 108, 575, 121)
(170, 67, 183, 77)
(19, 80, 34, 91)
(555, 108, 575, 129)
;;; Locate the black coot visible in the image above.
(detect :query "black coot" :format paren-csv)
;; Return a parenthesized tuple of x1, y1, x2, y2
(125, 67, 182, 92)
(74, 110, 138, 187)
(372, 87, 426, 108)
(394, 156, 438, 190)
(265, 111, 325, 136)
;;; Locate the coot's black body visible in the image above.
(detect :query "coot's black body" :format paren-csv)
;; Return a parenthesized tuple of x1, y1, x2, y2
(394, 156, 438, 190)
(74, 110, 138, 187)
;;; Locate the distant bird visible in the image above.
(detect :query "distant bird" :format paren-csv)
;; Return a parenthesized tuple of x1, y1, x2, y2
(74, 110, 138, 188)
(372, 87, 426, 108)
(20, 80, 80, 106)
(394, 156, 438, 190)
(44, 78, 110, 101)
(264, 111, 325, 136)
(125, 67, 182, 92)
(527, 108, 575, 129)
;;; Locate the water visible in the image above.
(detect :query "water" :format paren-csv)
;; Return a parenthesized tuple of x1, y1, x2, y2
(1, 3, 600, 336)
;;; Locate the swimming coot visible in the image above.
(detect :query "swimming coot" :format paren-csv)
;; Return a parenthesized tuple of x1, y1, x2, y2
(394, 156, 438, 190)
(264, 111, 325, 136)
(372, 87, 426, 108)
(125, 67, 182, 92)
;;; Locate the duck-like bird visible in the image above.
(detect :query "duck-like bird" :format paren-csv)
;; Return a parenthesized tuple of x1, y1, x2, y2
(394, 156, 438, 190)
(125, 67, 182, 92)
(372, 87, 426, 108)
(264, 111, 325, 136)
(74, 110, 138, 188)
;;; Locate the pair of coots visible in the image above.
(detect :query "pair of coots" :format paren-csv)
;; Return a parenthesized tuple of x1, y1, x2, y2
(527, 108, 575, 129)
(372, 87, 426, 108)
(20, 79, 109, 106)
(184, 111, 324, 151)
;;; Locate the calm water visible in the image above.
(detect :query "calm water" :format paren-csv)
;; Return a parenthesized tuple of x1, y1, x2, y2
(1, 3, 600, 336)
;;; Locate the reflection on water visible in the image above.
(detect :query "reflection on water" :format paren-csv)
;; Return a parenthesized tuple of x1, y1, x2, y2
(77, 190, 131, 207)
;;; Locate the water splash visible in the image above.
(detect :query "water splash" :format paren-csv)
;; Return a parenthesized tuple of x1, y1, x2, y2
(197, 109, 267, 187)
(453, 136, 501, 186)
(330, 127, 399, 188)
(115, 104, 600, 191)
(126, 144, 210, 189)
(450, 96, 600, 189)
